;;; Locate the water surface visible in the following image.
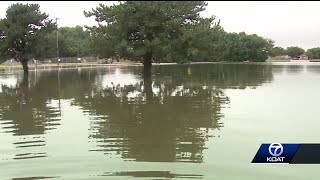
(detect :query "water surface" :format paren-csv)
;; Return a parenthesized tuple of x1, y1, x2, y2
(0, 63, 320, 179)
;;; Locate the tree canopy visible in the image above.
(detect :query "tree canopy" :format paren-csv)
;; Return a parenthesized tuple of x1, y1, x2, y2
(222, 32, 273, 62)
(270, 46, 286, 57)
(84, 1, 275, 66)
(306, 47, 320, 59)
(0, 3, 56, 72)
(4, 2, 317, 73)
(84, 1, 223, 76)
(0, 3, 56, 61)
(286, 46, 305, 58)
(58, 26, 91, 57)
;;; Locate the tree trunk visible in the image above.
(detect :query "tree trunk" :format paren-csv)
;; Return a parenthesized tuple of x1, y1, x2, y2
(22, 70, 29, 82)
(19, 71, 30, 108)
(143, 52, 152, 78)
(143, 75, 153, 103)
(21, 58, 29, 73)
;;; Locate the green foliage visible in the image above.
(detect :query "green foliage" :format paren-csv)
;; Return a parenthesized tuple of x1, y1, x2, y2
(172, 17, 225, 63)
(305, 50, 314, 59)
(84, 1, 215, 63)
(58, 26, 91, 57)
(286, 46, 305, 58)
(0, 3, 56, 62)
(85, 29, 116, 58)
(85, 1, 274, 63)
(270, 46, 286, 57)
(222, 32, 273, 62)
(0, 2, 279, 65)
(306, 47, 320, 59)
(33, 30, 56, 59)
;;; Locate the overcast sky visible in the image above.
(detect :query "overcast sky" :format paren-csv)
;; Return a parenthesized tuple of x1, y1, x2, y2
(1, 1, 320, 49)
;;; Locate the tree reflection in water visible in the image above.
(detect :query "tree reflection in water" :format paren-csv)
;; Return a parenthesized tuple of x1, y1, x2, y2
(0, 72, 61, 136)
(72, 64, 273, 163)
(0, 71, 61, 160)
(0, 63, 274, 162)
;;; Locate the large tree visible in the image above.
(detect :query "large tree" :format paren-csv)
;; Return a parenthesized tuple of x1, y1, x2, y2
(167, 17, 224, 63)
(84, 1, 217, 77)
(58, 26, 91, 57)
(306, 47, 320, 59)
(0, 3, 56, 73)
(286, 46, 305, 58)
(222, 32, 274, 62)
(270, 46, 286, 57)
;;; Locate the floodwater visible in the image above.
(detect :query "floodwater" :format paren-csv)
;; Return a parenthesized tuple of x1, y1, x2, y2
(0, 63, 319, 179)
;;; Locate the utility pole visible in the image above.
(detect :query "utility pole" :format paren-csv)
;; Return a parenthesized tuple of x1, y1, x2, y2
(56, 17, 60, 66)
(56, 17, 61, 115)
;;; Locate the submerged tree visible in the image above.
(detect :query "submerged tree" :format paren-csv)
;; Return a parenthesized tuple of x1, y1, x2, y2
(0, 3, 56, 73)
(84, 1, 219, 77)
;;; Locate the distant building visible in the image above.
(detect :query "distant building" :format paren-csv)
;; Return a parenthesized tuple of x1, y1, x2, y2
(299, 54, 308, 60)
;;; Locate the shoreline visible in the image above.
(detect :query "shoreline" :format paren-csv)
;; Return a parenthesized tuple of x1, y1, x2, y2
(0, 62, 234, 70)
(1, 61, 320, 70)
(0, 62, 142, 69)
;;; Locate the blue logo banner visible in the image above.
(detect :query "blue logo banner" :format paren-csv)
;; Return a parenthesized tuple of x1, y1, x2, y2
(252, 143, 300, 163)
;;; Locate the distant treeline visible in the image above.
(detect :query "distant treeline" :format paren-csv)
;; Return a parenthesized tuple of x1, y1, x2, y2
(270, 46, 320, 59)
(1, 1, 320, 74)
(36, 25, 275, 63)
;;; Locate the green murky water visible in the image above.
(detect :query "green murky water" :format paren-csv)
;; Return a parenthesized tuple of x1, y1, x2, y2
(0, 63, 320, 179)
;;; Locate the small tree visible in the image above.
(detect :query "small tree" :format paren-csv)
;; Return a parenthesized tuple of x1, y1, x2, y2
(0, 3, 56, 73)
